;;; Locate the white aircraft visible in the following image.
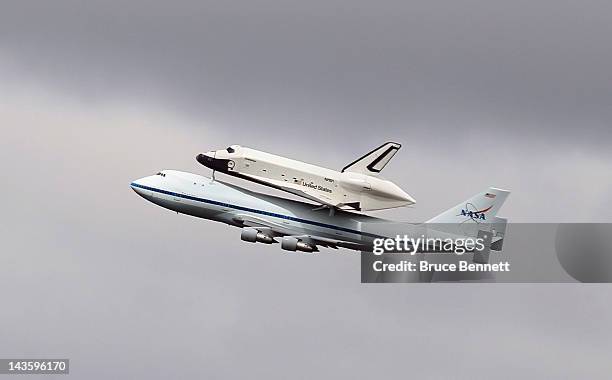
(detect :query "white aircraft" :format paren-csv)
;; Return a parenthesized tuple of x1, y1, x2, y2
(130, 170, 509, 253)
(196, 142, 415, 212)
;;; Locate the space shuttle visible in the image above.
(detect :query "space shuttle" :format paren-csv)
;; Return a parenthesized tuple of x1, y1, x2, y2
(196, 142, 415, 212)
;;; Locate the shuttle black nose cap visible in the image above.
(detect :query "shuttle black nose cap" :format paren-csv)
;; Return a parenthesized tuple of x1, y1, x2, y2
(196, 153, 211, 166)
(196, 153, 229, 171)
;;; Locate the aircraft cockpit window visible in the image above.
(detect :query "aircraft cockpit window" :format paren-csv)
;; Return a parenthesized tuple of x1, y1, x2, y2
(156, 172, 166, 177)
(226, 147, 235, 153)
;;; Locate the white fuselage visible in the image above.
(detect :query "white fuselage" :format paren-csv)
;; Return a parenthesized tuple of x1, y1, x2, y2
(197, 145, 415, 211)
(130, 170, 508, 256)
(130, 170, 389, 248)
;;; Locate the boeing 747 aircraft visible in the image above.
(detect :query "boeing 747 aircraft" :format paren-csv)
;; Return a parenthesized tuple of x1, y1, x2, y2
(131, 170, 509, 253)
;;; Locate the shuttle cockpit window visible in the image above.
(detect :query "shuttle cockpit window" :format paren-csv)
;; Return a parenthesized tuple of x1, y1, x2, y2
(226, 145, 241, 154)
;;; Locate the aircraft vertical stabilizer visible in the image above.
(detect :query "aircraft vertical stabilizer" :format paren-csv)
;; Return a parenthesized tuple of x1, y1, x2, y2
(342, 142, 401, 176)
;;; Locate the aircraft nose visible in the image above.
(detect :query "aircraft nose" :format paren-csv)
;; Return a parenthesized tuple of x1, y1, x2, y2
(130, 178, 147, 196)
(130, 175, 157, 197)
(196, 151, 228, 171)
(196, 152, 214, 167)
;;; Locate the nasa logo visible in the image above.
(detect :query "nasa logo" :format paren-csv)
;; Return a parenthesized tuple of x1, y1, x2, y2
(460, 209, 486, 220)
(458, 203, 493, 221)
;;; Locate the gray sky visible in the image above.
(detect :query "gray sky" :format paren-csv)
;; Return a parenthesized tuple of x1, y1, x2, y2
(1, 1, 612, 378)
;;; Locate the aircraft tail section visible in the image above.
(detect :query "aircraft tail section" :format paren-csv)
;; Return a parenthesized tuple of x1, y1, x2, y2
(341, 142, 401, 176)
(426, 187, 510, 224)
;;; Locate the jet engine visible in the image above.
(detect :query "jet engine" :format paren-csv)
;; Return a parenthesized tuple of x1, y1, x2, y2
(240, 228, 275, 244)
(280, 237, 316, 252)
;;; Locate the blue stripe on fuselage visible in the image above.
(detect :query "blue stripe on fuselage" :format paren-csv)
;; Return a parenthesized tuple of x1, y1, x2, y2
(130, 182, 380, 238)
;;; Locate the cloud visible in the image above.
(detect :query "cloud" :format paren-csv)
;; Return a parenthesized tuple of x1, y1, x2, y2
(1, 0, 612, 148)
(1, 75, 612, 378)
(2, 2, 612, 377)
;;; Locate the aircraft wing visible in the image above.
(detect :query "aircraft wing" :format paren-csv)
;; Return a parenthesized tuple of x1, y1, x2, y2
(231, 214, 292, 236)
(235, 173, 341, 208)
(289, 235, 366, 251)
(238, 173, 370, 211)
(231, 214, 367, 252)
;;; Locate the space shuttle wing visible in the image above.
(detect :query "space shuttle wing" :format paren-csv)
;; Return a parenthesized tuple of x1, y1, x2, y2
(241, 175, 334, 205)
(238, 172, 337, 207)
(283, 187, 336, 206)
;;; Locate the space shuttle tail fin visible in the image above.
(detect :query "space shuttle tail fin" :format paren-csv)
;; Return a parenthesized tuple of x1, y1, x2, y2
(341, 142, 401, 176)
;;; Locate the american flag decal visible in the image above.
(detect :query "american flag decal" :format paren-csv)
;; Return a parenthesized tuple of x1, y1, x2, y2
(485, 193, 496, 199)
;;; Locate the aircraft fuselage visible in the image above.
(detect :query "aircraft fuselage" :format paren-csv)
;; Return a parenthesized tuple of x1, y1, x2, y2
(130, 170, 384, 249)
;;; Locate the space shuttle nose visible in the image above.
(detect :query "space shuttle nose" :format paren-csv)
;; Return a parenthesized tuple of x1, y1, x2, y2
(196, 152, 229, 172)
(196, 153, 212, 166)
